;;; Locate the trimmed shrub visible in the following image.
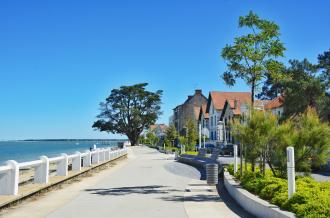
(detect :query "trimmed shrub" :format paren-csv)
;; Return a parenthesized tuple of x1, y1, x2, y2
(227, 164, 330, 217)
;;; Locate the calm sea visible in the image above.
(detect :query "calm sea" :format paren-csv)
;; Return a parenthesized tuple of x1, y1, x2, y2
(0, 140, 123, 165)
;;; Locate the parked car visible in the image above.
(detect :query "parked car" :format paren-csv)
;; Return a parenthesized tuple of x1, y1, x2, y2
(220, 143, 240, 156)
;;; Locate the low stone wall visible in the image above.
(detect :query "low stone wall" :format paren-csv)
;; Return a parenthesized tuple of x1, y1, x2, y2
(223, 171, 296, 218)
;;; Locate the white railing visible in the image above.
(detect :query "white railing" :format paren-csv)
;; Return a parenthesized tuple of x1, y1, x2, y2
(0, 147, 128, 196)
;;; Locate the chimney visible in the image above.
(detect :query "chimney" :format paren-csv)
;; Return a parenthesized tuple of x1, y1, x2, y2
(195, 89, 202, 95)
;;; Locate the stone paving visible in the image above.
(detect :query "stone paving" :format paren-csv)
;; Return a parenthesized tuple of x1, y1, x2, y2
(2, 146, 252, 218)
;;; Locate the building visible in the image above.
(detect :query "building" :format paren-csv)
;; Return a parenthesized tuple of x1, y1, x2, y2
(219, 99, 269, 143)
(198, 105, 209, 130)
(205, 91, 251, 142)
(173, 90, 207, 135)
(148, 124, 168, 138)
(264, 95, 284, 117)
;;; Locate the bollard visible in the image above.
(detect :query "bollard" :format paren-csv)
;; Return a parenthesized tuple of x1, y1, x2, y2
(0, 160, 19, 195)
(57, 154, 68, 176)
(72, 152, 81, 171)
(233, 145, 238, 174)
(83, 150, 92, 167)
(287, 147, 295, 198)
(35, 156, 49, 183)
(206, 164, 218, 185)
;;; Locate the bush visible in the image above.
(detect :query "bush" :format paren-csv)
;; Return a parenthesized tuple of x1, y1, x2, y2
(227, 164, 330, 217)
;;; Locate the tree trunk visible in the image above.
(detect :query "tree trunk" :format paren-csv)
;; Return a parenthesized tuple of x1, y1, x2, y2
(240, 143, 243, 176)
(251, 159, 255, 172)
(267, 160, 277, 177)
(244, 145, 248, 172)
(251, 81, 255, 105)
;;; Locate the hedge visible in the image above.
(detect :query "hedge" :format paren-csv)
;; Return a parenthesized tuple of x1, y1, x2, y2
(228, 165, 330, 218)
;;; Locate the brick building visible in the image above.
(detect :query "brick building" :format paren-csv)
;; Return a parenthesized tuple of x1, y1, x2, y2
(173, 90, 207, 135)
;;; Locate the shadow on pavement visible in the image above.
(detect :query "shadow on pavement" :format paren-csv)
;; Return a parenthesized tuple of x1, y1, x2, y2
(85, 185, 180, 196)
(159, 194, 223, 202)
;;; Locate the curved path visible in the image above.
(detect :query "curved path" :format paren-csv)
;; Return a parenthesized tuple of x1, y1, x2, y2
(3, 146, 251, 218)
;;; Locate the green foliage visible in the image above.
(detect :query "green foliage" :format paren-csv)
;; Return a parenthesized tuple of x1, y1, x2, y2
(272, 108, 330, 174)
(228, 165, 330, 217)
(93, 83, 162, 146)
(146, 132, 159, 147)
(232, 109, 278, 173)
(165, 125, 177, 146)
(185, 119, 198, 151)
(281, 59, 327, 120)
(232, 107, 330, 176)
(259, 49, 330, 122)
(178, 136, 187, 146)
(221, 11, 286, 103)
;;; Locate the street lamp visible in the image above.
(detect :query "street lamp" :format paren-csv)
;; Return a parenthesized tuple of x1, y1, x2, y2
(218, 120, 227, 146)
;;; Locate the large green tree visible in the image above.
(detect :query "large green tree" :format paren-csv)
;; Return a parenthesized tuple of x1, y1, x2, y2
(318, 49, 330, 89)
(281, 59, 326, 120)
(221, 11, 286, 104)
(92, 83, 162, 146)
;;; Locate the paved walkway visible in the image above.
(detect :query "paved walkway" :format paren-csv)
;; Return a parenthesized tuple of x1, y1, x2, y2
(2, 146, 251, 218)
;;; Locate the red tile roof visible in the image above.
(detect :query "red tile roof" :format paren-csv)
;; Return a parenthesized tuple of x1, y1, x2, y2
(264, 96, 284, 109)
(149, 124, 168, 132)
(209, 91, 251, 111)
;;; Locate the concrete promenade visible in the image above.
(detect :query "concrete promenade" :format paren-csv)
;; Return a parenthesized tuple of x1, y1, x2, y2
(2, 146, 251, 218)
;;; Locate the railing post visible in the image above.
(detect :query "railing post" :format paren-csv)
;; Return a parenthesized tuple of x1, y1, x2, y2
(101, 149, 106, 162)
(287, 147, 295, 198)
(106, 148, 110, 161)
(92, 149, 100, 164)
(72, 152, 81, 171)
(83, 150, 91, 167)
(57, 154, 68, 176)
(35, 156, 49, 184)
(0, 160, 19, 195)
(233, 144, 238, 174)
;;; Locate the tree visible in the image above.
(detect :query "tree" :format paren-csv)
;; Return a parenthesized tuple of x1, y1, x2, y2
(232, 109, 278, 174)
(92, 83, 162, 146)
(317, 49, 330, 122)
(282, 59, 326, 120)
(165, 125, 177, 146)
(146, 132, 159, 146)
(271, 108, 330, 175)
(221, 11, 286, 104)
(318, 49, 330, 89)
(185, 119, 198, 151)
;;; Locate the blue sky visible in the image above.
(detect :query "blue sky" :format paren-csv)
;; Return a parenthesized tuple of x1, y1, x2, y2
(1, 0, 329, 140)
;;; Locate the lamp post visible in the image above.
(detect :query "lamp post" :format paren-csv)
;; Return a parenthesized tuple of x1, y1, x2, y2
(202, 127, 209, 149)
(199, 123, 202, 150)
(218, 121, 227, 146)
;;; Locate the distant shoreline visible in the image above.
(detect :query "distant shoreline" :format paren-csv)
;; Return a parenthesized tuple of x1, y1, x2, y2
(0, 139, 128, 142)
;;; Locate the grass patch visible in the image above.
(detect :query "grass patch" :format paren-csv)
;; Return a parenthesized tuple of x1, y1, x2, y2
(184, 151, 198, 155)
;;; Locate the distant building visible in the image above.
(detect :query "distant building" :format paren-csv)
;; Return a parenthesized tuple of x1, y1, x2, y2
(264, 95, 284, 117)
(198, 105, 209, 130)
(205, 91, 251, 142)
(148, 124, 168, 138)
(173, 90, 208, 135)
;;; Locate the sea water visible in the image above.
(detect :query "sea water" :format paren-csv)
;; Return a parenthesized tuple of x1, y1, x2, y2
(0, 140, 123, 165)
